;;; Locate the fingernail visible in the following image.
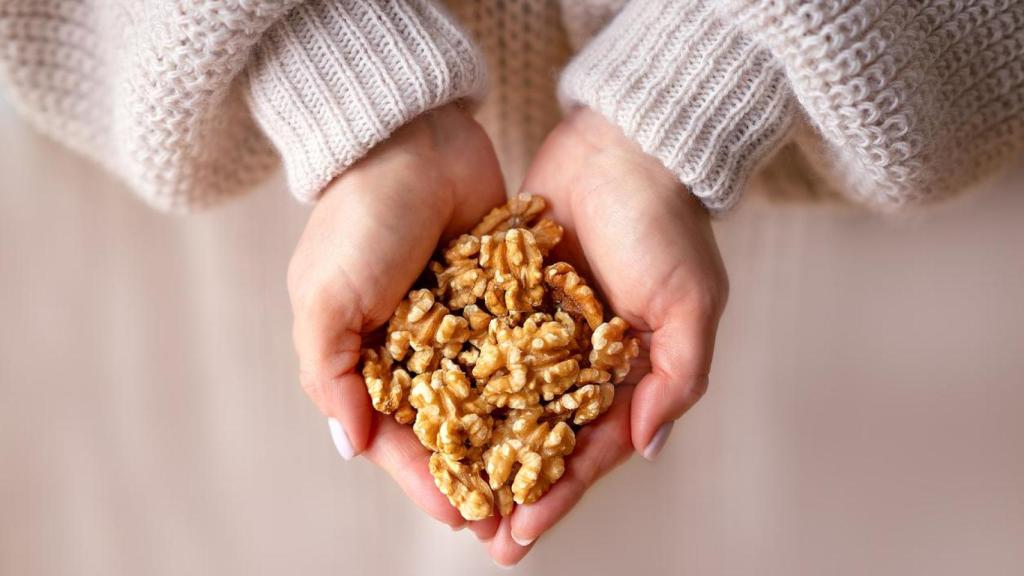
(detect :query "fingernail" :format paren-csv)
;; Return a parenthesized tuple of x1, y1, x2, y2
(643, 421, 675, 461)
(493, 558, 518, 570)
(511, 531, 535, 547)
(327, 418, 355, 460)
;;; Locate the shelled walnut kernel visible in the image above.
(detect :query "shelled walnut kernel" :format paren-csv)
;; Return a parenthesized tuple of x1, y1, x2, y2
(360, 194, 640, 520)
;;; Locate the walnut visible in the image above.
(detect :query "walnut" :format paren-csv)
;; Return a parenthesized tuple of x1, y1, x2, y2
(462, 304, 492, 345)
(429, 453, 493, 521)
(435, 313, 470, 359)
(544, 262, 604, 330)
(443, 233, 482, 262)
(471, 193, 547, 236)
(528, 218, 564, 256)
(408, 359, 491, 459)
(360, 196, 641, 520)
(484, 407, 576, 505)
(480, 228, 545, 316)
(495, 485, 515, 517)
(546, 383, 615, 425)
(590, 317, 641, 383)
(432, 234, 487, 309)
(472, 313, 577, 379)
(473, 313, 584, 408)
(360, 348, 415, 424)
(432, 260, 487, 309)
(480, 368, 538, 409)
(386, 289, 449, 374)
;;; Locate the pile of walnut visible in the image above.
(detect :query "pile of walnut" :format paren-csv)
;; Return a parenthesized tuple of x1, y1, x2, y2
(360, 194, 639, 521)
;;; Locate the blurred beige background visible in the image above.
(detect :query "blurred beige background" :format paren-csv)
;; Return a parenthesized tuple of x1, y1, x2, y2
(2, 92, 1023, 575)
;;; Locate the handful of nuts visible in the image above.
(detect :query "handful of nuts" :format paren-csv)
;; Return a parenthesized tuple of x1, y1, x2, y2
(360, 194, 639, 520)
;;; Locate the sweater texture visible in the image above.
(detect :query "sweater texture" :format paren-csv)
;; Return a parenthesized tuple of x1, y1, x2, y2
(1, 0, 1022, 212)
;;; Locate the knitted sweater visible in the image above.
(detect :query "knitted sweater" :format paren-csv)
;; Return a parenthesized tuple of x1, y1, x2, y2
(0, 1, 1021, 212)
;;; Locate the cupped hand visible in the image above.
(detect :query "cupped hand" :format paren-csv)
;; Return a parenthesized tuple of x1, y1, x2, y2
(487, 108, 729, 566)
(287, 103, 505, 539)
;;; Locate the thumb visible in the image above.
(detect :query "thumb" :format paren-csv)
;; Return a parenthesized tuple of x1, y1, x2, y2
(290, 280, 376, 460)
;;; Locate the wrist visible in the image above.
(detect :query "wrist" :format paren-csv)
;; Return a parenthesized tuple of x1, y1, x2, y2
(321, 102, 495, 223)
(559, 107, 697, 213)
(561, 107, 633, 152)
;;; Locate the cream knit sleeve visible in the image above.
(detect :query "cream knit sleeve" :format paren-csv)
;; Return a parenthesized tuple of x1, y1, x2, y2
(561, 0, 1024, 212)
(245, 0, 486, 202)
(559, 0, 798, 212)
(0, 0, 484, 211)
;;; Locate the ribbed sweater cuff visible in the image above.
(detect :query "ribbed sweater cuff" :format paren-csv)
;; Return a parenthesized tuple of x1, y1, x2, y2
(559, 0, 796, 212)
(245, 0, 486, 202)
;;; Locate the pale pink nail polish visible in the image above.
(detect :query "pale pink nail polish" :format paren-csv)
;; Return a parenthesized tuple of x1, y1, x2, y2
(511, 531, 535, 547)
(643, 421, 675, 461)
(493, 558, 517, 570)
(327, 418, 355, 461)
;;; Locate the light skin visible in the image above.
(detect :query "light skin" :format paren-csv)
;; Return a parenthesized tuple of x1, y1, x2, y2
(288, 103, 728, 566)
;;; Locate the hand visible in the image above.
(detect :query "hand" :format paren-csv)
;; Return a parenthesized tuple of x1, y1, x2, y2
(287, 103, 506, 540)
(486, 108, 729, 566)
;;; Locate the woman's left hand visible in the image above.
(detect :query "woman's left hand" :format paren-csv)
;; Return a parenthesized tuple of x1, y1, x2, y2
(485, 108, 729, 567)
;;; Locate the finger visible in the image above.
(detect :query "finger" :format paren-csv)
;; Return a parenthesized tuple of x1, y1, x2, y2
(509, 386, 634, 546)
(362, 414, 466, 529)
(294, 311, 373, 457)
(310, 367, 374, 460)
(487, 515, 534, 568)
(467, 515, 501, 543)
(630, 305, 717, 459)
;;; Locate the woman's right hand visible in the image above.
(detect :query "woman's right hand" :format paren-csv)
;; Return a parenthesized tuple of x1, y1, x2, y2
(286, 103, 506, 540)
